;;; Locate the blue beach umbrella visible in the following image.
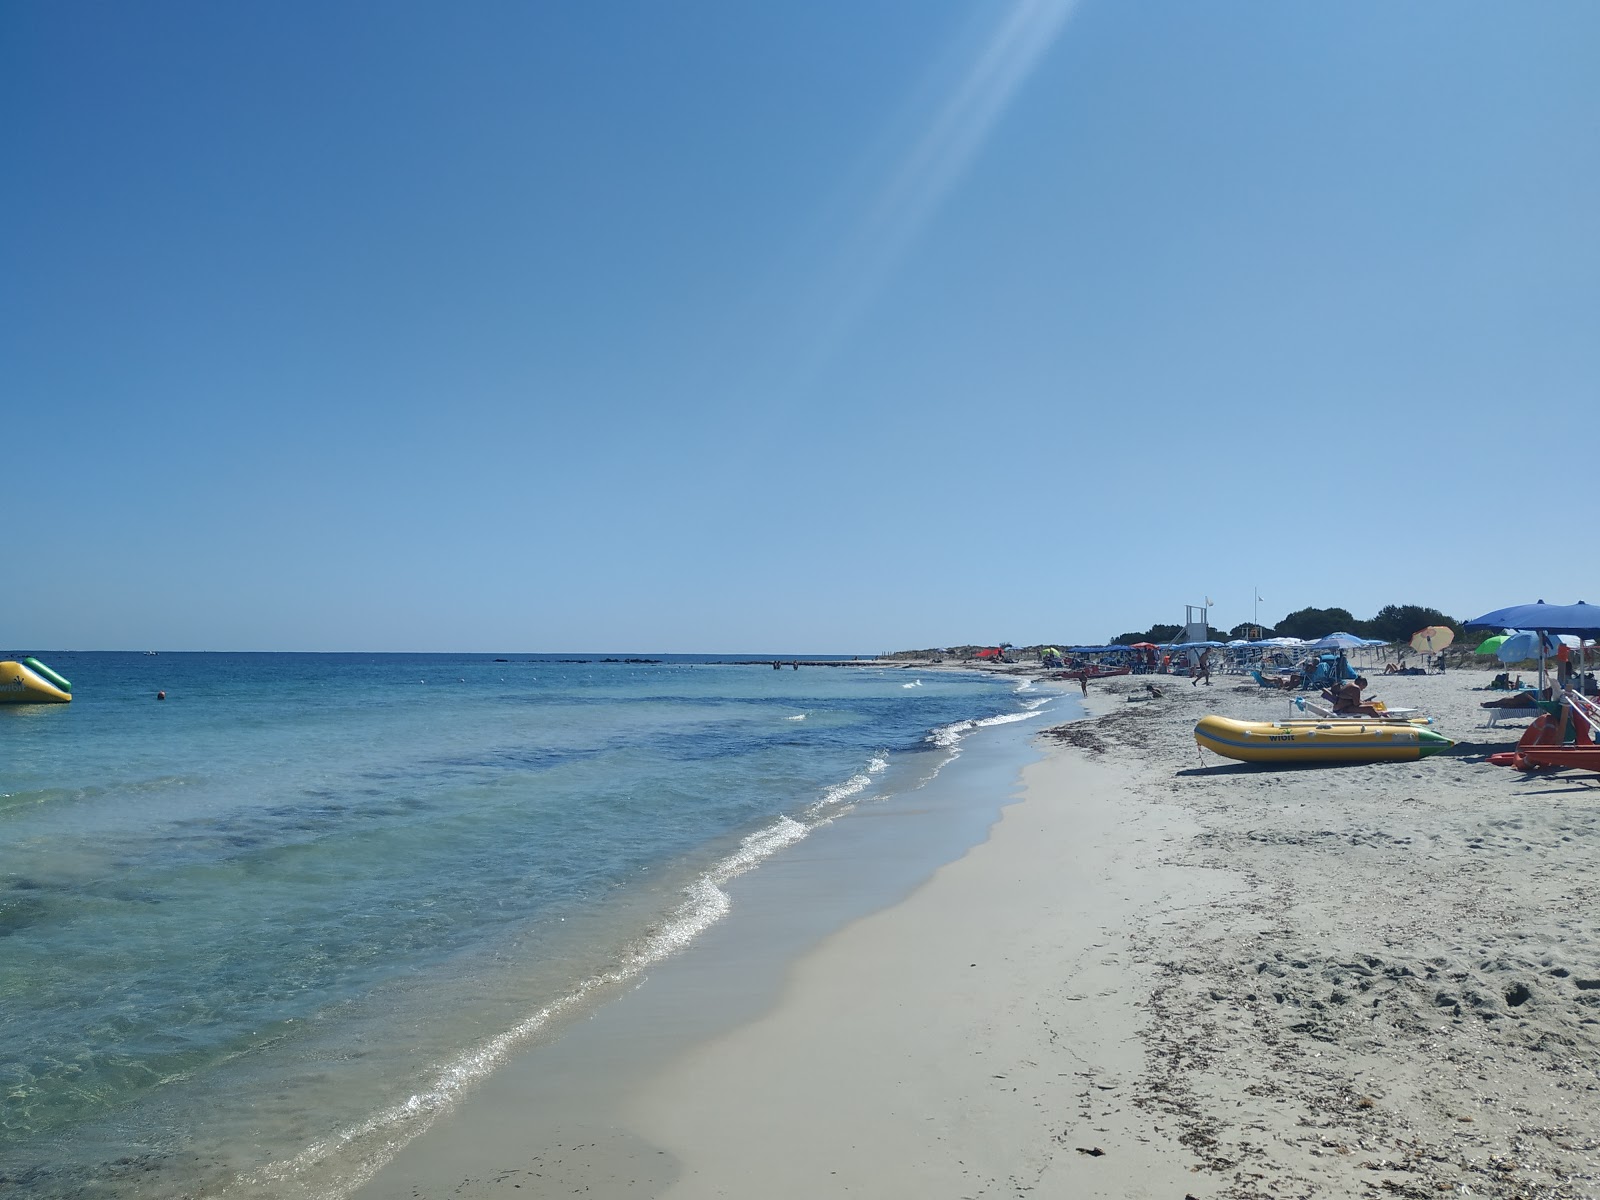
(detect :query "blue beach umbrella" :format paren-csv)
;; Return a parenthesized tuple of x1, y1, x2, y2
(1495, 631, 1558, 664)
(1466, 602, 1600, 693)
(1310, 632, 1366, 650)
(1465, 600, 1600, 636)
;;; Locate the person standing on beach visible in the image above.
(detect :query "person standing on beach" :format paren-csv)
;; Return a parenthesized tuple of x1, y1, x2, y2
(1079, 671, 1089, 697)
(1191, 648, 1212, 687)
(1556, 645, 1574, 694)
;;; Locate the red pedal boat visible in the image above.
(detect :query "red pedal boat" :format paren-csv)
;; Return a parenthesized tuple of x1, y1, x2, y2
(1498, 689, 1600, 771)
(1516, 747, 1600, 770)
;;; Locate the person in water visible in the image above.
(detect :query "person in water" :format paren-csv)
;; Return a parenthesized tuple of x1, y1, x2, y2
(1330, 675, 1383, 717)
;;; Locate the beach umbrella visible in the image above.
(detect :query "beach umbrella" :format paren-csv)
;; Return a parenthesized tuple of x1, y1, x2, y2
(1464, 600, 1600, 636)
(1475, 635, 1509, 656)
(1496, 631, 1558, 664)
(1409, 626, 1455, 654)
(1465, 602, 1600, 692)
(1310, 632, 1366, 650)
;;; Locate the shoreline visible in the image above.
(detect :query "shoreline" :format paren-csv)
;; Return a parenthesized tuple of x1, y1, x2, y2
(625, 719, 1223, 1199)
(353, 667, 1600, 1199)
(349, 696, 1074, 1200)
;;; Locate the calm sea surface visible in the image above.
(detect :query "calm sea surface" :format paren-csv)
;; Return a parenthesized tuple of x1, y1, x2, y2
(1, 652, 1058, 1198)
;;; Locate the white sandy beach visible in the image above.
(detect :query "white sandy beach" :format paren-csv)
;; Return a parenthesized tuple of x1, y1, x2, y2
(358, 666, 1600, 1199)
(626, 747, 1221, 1198)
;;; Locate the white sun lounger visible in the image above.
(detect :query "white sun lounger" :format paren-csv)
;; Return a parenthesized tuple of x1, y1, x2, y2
(1292, 697, 1421, 721)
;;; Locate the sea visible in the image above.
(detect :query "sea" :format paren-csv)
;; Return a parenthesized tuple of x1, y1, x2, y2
(1, 651, 1071, 1198)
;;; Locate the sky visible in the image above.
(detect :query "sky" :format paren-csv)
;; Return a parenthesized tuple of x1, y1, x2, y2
(5, 1, 1597, 653)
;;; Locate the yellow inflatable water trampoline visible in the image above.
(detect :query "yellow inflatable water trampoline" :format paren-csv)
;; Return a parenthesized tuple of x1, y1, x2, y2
(1194, 714, 1451, 764)
(1, 657, 73, 704)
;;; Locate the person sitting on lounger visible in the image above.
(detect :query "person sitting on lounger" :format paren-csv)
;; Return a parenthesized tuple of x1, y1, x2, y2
(1330, 676, 1383, 717)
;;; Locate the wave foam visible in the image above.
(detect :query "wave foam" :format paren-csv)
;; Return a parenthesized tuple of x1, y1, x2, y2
(975, 711, 1039, 729)
(927, 708, 1041, 749)
(243, 806, 835, 1198)
(240, 961, 629, 1198)
(812, 753, 889, 811)
(709, 816, 808, 886)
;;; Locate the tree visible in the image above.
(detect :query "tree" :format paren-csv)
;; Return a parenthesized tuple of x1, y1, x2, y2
(1366, 605, 1460, 645)
(1229, 622, 1276, 639)
(1112, 623, 1184, 646)
(1274, 607, 1360, 641)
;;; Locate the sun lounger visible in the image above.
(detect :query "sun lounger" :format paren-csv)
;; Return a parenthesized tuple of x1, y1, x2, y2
(1481, 691, 1539, 725)
(1292, 697, 1421, 722)
(1251, 668, 1296, 689)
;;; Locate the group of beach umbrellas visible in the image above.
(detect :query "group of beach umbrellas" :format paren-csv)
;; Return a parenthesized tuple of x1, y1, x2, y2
(1168, 634, 1390, 652)
(1066, 605, 1600, 671)
(1467, 600, 1600, 635)
(1466, 600, 1600, 688)
(1475, 631, 1553, 660)
(1476, 630, 1585, 661)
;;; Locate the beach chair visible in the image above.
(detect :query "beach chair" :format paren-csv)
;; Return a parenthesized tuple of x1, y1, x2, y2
(1293, 696, 1421, 722)
(1481, 691, 1539, 726)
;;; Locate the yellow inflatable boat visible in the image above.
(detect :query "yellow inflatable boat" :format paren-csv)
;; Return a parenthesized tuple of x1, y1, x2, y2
(1194, 714, 1451, 764)
(1, 657, 73, 704)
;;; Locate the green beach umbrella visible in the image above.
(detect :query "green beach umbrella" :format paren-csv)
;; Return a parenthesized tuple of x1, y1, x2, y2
(1475, 635, 1509, 656)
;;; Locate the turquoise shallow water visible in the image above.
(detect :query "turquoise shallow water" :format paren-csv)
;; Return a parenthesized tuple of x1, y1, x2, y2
(0, 653, 1057, 1198)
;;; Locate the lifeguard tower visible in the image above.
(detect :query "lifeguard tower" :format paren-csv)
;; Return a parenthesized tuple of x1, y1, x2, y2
(1183, 601, 1213, 644)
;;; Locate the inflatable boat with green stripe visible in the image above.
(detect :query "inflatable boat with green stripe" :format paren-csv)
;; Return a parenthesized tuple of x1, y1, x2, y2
(1195, 714, 1452, 764)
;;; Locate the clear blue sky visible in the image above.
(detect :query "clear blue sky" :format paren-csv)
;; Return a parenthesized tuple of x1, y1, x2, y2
(5, 1, 1596, 652)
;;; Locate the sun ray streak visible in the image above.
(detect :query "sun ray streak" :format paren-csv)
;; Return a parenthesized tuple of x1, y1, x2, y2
(804, 0, 1080, 372)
